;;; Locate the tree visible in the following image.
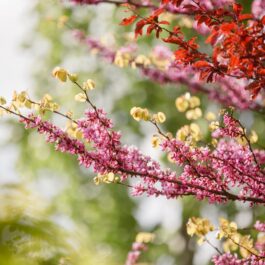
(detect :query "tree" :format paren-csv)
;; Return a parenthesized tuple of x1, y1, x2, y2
(1, 0, 265, 264)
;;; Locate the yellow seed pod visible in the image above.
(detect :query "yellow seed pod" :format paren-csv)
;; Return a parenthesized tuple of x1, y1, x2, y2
(249, 130, 258, 144)
(186, 217, 214, 242)
(93, 176, 101, 185)
(75, 130, 83, 140)
(107, 172, 115, 183)
(130, 107, 142, 121)
(24, 99, 33, 109)
(175, 96, 189, 112)
(190, 123, 200, 134)
(217, 218, 238, 240)
(151, 135, 160, 148)
(156, 112, 166, 123)
(186, 108, 202, 120)
(239, 235, 256, 258)
(134, 55, 151, 67)
(223, 237, 239, 253)
(83, 79, 96, 91)
(17, 91, 27, 103)
(57, 15, 68, 28)
(205, 112, 216, 121)
(141, 108, 150, 121)
(68, 73, 78, 82)
(75, 93, 86, 102)
(52, 67, 68, 82)
(236, 136, 248, 146)
(0, 96, 7, 105)
(190, 123, 201, 142)
(167, 152, 175, 163)
(211, 139, 218, 147)
(189, 96, 200, 108)
(176, 125, 190, 142)
(166, 132, 173, 139)
(209, 121, 219, 131)
(43, 94, 53, 102)
(51, 102, 60, 111)
(114, 51, 131, 68)
(130, 107, 149, 121)
(136, 232, 155, 243)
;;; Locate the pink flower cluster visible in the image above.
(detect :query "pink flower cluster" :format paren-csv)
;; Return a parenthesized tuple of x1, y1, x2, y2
(254, 221, 265, 232)
(212, 253, 264, 265)
(212, 113, 243, 138)
(20, 107, 265, 205)
(252, 0, 265, 18)
(164, 0, 235, 14)
(125, 242, 147, 265)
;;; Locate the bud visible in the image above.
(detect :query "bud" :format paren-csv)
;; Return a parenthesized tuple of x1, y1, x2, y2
(156, 112, 166, 123)
(0, 96, 6, 105)
(52, 67, 68, 82)
(83, 79, 95, 90)
(75, 93, 87, 102)
(68, 73, 78, 82)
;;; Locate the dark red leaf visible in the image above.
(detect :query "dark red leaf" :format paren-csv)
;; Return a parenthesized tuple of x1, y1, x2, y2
(239, 14, 253, 21)
(120, 15, 138, 26)
(193, 60, 211, 68)
(232, 3, 243, 16)
(152, 8, 164, 17)
(159, 20, 170, 25)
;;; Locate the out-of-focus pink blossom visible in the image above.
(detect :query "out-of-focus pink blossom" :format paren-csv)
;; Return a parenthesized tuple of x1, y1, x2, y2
(252, 0, 265, 18)
(255, 221, 265, 232)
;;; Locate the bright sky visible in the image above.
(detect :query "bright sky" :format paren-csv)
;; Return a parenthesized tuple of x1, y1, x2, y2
(0, 1, 33, 181)
(0, 1, 33, 99)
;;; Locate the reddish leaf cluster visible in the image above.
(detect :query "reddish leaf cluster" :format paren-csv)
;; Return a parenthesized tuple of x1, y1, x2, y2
(121, 7, 169, 38)
(120, 1, 265, 98)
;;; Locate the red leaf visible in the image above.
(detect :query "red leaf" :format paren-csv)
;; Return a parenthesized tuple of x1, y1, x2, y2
(146, 24, 156, 35)
(193, 60, 211, 68)
(230, 55, 240, 68)
(245, 81, 263, 99)
(206, 32, 219, 46)
(258, 69, 265, 76)
(233, 3, 243, 16)
(159, 20, 170, 25)
(120, 15, 137, 26)
(239, 14, 253, 21)
(220, 22, 236, 33)
(197, 15, 208, 26)
(183, 4, 197, 10)
(152, 8, 164, 17)
(134, 19, 147, 38)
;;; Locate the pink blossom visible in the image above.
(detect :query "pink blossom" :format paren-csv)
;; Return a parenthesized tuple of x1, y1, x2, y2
(212, 253, 264, 265)
(252, 0, 265, 18)
(19, 109, 265, 205)
(255, 221, 265, 232)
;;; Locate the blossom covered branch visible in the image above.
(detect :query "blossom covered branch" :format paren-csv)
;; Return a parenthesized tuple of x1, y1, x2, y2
(1, 68, 265, 206)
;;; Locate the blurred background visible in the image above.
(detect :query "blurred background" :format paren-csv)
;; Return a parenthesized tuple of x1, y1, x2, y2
(0, 0, 264, 264)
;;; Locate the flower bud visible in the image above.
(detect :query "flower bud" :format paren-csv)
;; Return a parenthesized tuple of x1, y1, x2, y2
(52, 67, 68, 82)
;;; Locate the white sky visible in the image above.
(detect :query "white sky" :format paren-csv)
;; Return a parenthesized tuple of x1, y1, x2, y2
(0, 1, 33, 99)
(0, 1, 33, 181)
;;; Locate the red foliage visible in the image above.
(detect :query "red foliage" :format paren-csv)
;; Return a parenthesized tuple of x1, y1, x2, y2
(119, 1, 265, 98)
(120, 15, 138, 26)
